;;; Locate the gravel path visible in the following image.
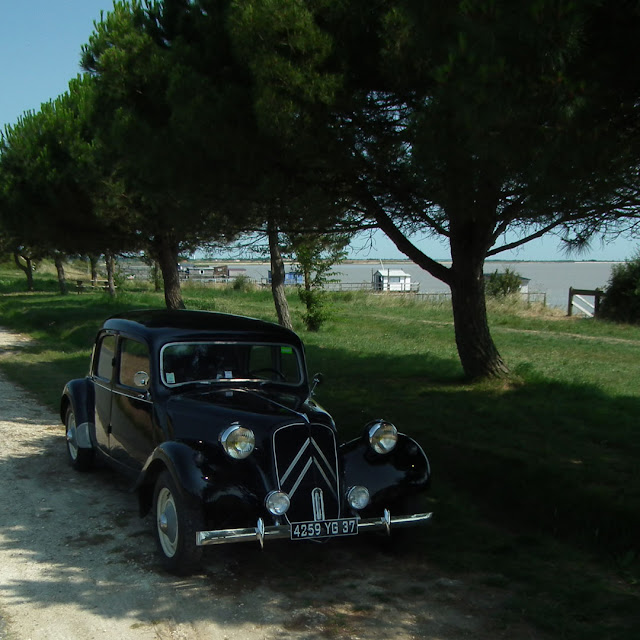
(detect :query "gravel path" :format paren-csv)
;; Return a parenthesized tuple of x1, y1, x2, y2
(0, 327, 536, 640)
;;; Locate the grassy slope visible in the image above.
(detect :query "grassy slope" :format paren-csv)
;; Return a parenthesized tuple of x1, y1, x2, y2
(0, 264, 638, 638)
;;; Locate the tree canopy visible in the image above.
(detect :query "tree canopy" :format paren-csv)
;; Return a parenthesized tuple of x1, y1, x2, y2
(0, 74, 139, 295)
(78, 0, 352, 309)
(2, 0, 640, 378)
(232, 0, 640, 377)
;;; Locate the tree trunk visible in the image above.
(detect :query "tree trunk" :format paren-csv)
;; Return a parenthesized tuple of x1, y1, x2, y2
(105, 251, 116, 297)
(54, 253, 68, 295)
(448, 217, 510, 379)
(374, 205, 509, 379)
(90, 255, 99, 286)
(268, 220, 293, 330)
(152, 260, 162, 292)
(449, 265, 510, 379)
(155, 236, 185, 310)
(13, 253, 34, 291)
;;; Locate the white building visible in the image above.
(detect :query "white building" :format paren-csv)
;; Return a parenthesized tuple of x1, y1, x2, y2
(372, 269, 412, 292)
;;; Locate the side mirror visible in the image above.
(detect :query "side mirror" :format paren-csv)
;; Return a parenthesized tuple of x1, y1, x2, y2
(133, 370, 150, 389)
(310, 373, 323, 397)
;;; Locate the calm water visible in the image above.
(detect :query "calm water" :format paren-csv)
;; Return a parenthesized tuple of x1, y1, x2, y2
(228, 260, 622, 310)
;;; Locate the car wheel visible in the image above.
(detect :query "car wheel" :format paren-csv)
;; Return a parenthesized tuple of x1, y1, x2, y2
(152, 470, 204, 574)
(65, 407, 94, 471)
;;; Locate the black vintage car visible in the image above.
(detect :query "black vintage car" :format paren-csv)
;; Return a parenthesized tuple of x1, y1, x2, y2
(61, 310, 431, 573)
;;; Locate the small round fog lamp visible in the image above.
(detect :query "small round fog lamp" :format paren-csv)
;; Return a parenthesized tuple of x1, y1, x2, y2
(265, 491, 290, 516)
(368, 420, 398, 454)
(347, 485, 370, 510)
(220, 424, 255, 459)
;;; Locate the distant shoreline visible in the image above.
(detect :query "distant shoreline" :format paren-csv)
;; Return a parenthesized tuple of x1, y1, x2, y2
(187, 257, 627, 265)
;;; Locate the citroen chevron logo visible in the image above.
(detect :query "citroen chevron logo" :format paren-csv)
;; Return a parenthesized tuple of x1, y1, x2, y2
(278, 436, 337, 500)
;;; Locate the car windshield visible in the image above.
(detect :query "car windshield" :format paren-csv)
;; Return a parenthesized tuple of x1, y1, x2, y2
(160, 341, 304, 387)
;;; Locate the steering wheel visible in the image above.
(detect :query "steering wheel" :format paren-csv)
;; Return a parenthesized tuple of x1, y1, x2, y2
(248, 368, 286, 381)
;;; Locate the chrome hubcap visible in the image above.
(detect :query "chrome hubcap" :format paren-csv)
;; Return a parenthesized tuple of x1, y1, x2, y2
(156, 488, 178, 557)
(66, 415, 78, 460)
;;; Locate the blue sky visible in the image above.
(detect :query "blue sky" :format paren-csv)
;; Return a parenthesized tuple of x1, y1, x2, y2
(0, 1, 109, 126)
(1, 1, 637, 262)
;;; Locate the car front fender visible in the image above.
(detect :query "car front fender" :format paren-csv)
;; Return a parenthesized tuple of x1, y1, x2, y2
(137, 441, 207, 508)
(340, 434, 431, 511)
(135, 441, 266, 519)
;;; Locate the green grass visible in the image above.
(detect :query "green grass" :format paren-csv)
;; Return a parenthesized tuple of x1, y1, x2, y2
(0, 263, 638, 638)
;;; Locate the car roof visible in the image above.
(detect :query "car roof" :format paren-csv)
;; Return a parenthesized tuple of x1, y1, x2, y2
(102, 309, 303, 348)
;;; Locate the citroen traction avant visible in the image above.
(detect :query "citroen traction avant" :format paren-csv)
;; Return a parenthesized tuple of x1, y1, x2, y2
(61, 310, 432, 573)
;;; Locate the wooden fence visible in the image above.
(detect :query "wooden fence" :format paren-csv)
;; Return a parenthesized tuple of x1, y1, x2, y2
(567, 287, 605, 317)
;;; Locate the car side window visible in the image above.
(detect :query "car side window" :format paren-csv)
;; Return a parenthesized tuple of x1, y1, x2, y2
(119, 338, 150, 388)
(94, 335, 116, 381)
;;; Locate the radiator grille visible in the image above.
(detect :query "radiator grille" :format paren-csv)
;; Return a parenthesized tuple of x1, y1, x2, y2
(272, 423, 341, 523)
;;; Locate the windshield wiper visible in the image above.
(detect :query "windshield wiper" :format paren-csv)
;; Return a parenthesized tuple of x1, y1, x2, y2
(241, 387, 307, 420)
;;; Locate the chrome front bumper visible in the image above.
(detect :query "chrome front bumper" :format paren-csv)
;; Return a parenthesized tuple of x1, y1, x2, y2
(196, 510, 433, 548)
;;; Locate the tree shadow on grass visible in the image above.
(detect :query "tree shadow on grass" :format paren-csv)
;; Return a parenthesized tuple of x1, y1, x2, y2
(305, 344, 640, 558)
(306, 344, 640, 639)
(0, 293, 159, 349)
(4, 334, 639, 559)
(0, 322, 638, 638)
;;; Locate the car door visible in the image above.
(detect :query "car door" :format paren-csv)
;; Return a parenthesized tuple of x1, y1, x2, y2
(92, 332, 117, 455)
(108, 336, 155, 471)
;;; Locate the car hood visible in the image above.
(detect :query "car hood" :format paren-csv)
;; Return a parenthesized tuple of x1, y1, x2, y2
(165, 386, 332, 444)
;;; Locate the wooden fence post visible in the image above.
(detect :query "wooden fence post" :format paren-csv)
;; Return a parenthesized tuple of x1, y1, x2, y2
(568, 287, 574, 317)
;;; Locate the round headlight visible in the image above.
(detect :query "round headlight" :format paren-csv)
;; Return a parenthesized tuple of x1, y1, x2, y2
(368, 420, 398, 454)
(265, 490, 290, 516)
(220, 424, 255, 459)
(347, 485, 370, 510)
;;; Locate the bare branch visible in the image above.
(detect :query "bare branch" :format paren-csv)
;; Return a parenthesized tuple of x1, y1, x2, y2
(488, 219, 566, 256)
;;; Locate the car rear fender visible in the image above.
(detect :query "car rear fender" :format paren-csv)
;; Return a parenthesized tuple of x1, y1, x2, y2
(60, 379, 95, 448)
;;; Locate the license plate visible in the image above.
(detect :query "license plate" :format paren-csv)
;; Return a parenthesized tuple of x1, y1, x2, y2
(291, 518, 358, 540)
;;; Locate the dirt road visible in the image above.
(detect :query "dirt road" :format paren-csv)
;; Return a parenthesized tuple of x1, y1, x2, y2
(0, 328, 532, 640)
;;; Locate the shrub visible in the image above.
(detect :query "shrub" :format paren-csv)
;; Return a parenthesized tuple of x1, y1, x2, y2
(231, 275, 255, 292)
(599, 253, 640, 324)
(485, 268, 522, 298)
(298, 288, 328, 332)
